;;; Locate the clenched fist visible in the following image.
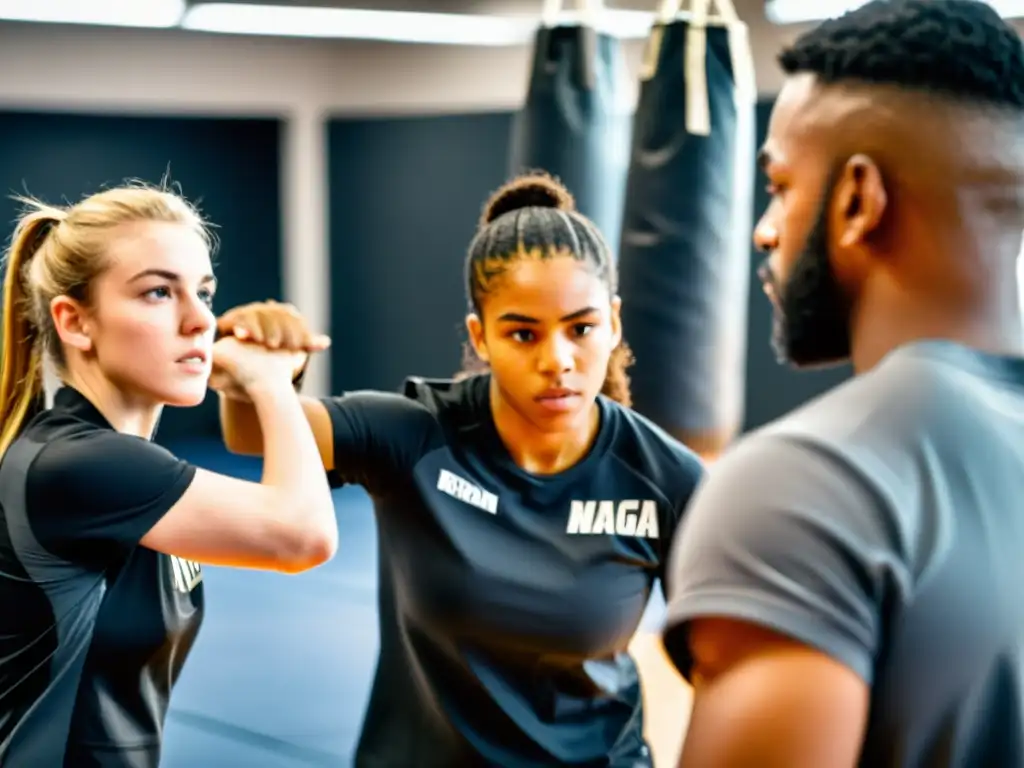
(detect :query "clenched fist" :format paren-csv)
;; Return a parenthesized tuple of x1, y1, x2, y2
(211, 300, 331, 400)
(217, 300, 331, 353)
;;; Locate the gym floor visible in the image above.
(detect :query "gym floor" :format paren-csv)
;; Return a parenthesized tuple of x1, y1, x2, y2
(160, 439, 378, 766)
(156, 439, 691, 767)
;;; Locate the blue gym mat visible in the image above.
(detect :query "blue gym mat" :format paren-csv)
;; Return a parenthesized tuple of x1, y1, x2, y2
(158, 440, 379, 767)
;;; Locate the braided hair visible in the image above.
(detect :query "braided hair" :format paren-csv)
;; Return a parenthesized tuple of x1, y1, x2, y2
(458, 172, 633, 406)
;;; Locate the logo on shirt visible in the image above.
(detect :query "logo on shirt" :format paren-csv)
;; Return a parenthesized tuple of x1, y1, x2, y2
(169, 555, 203, 594)
(436, 469, 498, 515)
(566, 500, 660, 539)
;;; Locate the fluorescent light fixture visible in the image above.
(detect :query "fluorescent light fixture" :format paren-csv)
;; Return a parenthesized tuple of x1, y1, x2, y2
(182, 4, 658, 45)
(0, 0, 185, 27)
(767, 0, 1024, 25)
(184, 5, 534, 45)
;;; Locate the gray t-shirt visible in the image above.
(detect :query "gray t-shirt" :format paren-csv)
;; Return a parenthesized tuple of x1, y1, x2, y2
(664, 339, 1024, 767)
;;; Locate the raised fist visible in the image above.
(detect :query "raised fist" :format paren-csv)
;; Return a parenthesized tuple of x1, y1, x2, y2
(216, 299, 330, 353)
(211, 300, 330, 400)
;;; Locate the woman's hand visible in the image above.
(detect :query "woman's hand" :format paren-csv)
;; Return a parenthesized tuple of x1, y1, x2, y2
(210, 300, 331, 400)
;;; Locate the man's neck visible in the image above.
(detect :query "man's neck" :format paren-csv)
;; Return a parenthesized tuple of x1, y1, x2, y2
(850, 279, 1024, 373)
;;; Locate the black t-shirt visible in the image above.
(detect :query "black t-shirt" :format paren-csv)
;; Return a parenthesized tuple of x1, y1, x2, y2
(664, 340, 1024, 767)
(322, 374, 704, 768)
(0, 387, 204, 768)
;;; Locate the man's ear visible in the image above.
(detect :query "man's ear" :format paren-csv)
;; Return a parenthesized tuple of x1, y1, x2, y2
(465, 313, 489, 364)
(50, 295, 93, 354)
(834, 153, 887, 250)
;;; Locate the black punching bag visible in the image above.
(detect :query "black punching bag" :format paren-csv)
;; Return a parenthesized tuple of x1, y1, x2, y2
(618, 0, 756, 456)
(509, 0, 633, 251)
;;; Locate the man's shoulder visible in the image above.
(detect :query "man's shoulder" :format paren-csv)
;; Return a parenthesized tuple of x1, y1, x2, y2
(742, 340, 1014, 517)
(766, 342, 975, 448)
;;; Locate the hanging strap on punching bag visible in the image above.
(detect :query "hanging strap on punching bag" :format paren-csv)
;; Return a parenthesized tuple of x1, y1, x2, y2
(642, 0, 756, 133)
(540, 0, 601, 89)
(508, 0, 633, 252)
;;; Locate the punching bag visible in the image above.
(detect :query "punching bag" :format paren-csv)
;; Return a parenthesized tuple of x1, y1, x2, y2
(509, 0, 633, 251)
(617, 0, 756, 457)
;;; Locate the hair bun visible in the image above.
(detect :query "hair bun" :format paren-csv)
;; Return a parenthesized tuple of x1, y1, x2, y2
(481, 172, 576, 227)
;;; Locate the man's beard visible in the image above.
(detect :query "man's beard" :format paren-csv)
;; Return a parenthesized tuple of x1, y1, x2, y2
(759, 192, 852, 369)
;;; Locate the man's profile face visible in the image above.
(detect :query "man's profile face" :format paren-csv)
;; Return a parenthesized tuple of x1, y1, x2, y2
(753, 74, 853, 368)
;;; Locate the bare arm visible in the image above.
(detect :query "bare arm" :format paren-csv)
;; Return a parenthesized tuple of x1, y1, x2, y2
(142, 377, 338, 574)
(212, 301, 435, 493)
(219, 382, 439, 497)
(214, 299, 335, 469)
(220, 393, 336, 471)
(679, 619, 868, 768)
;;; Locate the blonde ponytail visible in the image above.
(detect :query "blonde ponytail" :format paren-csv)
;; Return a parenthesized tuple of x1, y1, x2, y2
(0, 209, 62, 459)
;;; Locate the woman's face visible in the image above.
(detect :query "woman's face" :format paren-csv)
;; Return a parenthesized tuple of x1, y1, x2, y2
(56, 220, 217, 408)
(466, 256, 621, 434)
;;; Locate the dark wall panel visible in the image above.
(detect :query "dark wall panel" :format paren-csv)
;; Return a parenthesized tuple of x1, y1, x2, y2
(0, 111, 283, 442)
(326, 111, 514, 393)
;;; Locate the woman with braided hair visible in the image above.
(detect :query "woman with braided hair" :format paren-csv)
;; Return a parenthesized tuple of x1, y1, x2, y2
(216, 172, 705, 767)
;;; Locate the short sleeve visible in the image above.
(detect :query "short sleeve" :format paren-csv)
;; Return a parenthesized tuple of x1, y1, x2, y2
(656, 449, 706, 594)
(27, 431, 196, 566)
(322, 391, 438, 493)
(662, 434, 908, 685)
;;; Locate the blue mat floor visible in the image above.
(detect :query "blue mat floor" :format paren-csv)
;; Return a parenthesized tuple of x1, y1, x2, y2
(158, 439, 379, 767)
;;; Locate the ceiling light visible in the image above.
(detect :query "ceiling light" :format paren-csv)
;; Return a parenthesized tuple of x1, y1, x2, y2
(182, 4, 659, 45)
(0, 0, 185, 27)
(184, 4, 536, 45)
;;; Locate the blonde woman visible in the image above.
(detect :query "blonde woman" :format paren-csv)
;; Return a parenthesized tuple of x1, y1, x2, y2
(0, 186, 337, 767)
